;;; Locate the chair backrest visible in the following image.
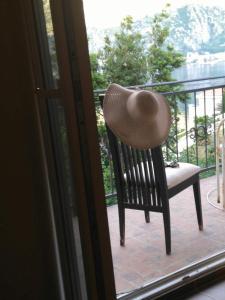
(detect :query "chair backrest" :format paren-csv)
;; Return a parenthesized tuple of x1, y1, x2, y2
(105, 123, 169, 212)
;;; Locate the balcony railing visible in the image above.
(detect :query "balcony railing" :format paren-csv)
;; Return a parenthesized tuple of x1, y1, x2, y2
(94, 76, 225, 202)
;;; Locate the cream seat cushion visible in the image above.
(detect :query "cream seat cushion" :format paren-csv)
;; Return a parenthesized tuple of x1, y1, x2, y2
(124, 162, 201, 189)
(166, 162, 201, 189)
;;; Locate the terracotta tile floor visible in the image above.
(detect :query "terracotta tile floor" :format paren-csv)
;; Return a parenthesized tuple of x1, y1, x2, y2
(107, 175, 225, 294)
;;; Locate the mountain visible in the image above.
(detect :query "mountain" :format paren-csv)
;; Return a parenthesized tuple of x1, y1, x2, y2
(168, 5, 225, 54)
(87, 5, 225, 55)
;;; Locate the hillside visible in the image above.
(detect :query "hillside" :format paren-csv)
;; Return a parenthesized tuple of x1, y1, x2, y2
(87, 4, 225, 55)
(168, 5, 225, 54)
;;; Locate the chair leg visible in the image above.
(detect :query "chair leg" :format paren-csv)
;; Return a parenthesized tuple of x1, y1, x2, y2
(163, 210, 171, 255)
(118, 204, 125, 246)
(144, 210, 150, 223)
(193, 179, 203, 231)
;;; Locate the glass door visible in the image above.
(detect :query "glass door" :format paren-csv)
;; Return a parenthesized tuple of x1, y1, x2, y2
(23, 0, 116, 299)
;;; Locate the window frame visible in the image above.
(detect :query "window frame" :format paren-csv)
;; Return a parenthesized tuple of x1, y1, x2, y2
(23, 0, 225, 299)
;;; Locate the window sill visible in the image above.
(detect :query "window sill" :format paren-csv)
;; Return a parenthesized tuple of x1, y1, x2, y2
(118, 251, 225, 300)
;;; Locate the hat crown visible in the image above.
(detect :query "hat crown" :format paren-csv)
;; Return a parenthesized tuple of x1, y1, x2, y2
(127, 90, 158, 121)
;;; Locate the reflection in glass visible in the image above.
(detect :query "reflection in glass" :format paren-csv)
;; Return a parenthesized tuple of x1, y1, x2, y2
(47, 98, 87, 300)
(42, 0, 59, 84)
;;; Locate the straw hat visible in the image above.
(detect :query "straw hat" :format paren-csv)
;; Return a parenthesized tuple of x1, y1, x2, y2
(103, 83, 171, 149)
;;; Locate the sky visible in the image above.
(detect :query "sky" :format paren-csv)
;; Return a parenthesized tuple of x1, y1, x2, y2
(83, 0, 225, 29)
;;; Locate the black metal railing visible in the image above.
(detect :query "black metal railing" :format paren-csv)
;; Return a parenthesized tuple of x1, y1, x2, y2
(94, 76, 225, 202)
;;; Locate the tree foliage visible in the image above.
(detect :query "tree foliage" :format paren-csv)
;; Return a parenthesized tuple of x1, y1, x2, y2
(147, 5, 185, 84)
(89, 53, 107, 90)
(100, 16, 148, 86)
(89, 6, 186, 89)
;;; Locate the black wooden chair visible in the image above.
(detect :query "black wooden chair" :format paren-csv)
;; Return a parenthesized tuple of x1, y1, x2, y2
(104, 121, 203, 255)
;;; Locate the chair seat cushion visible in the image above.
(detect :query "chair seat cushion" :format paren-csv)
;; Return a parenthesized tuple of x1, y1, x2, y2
(166, 162, 201, 189)
(124, 162, 201, 190)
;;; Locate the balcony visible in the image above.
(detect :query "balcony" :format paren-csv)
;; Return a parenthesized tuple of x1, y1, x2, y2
(108, 174, 225, 294)
(95, 76, 225, 294)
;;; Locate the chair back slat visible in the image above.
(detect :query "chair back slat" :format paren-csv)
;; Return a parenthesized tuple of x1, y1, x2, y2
(151, 147, 168, 207)
(131, 148, 143, 205)
(137, 150, 149, 207)
(105, 126, 126, 203)
(146, 150, 158, 207)
(120, 143, 135, 204)
(140, 150, 153, 207)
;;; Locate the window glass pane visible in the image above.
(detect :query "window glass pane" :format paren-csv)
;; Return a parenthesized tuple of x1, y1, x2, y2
(42, 0, 59, 84)
(33, 1, 88, 299)
(47, 98, 87, 300)
(83, 0, 225, 296)
(34, 0, 59, 88)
